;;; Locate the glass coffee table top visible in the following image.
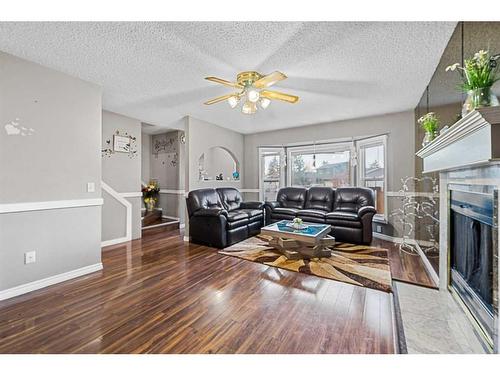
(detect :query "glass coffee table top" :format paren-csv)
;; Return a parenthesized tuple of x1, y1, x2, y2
(261, 220, 330, 238)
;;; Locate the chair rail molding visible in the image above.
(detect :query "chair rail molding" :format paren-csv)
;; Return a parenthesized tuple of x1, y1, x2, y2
(0, 198, 103, 214)
(101, 181, 132, 247)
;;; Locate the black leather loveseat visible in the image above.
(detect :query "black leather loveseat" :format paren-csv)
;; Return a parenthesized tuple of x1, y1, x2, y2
(265, 187, 376, 244)
(186, 187, 264, 248)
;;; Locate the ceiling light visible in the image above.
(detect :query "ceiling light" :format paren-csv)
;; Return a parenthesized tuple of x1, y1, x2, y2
(242, 101, 256, 115)
(247, 89, 260, 103)
(227, 96, 239, 108)
(259, 98, 271, 109)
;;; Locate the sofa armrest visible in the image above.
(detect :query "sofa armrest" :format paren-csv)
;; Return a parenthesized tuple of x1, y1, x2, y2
(264, 201, 280, 210)
(240, 201, 264, 209)
(358, 206, 376, 217)
(193, 208, 228, 217)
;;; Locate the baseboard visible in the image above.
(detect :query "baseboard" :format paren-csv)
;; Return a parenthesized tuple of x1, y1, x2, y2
(161, 215, 180, 221)
(373, 232, 439, 286)
(183, 236, 190, 242)
(101, 236, 130, 247)
(0, 263, 103, 301)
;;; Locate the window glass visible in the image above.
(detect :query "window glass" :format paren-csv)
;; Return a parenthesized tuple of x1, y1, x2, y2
(360, 143, 385, 215)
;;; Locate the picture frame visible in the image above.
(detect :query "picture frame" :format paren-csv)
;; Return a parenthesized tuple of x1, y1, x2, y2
(113, 134, 131, 153)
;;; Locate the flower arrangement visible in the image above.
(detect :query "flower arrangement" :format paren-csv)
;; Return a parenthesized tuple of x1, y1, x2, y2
(142, 181, 160, 211)
(446, 50, 500, 114)
(446, 50, 500, 91)
(418, 112, 439, 147)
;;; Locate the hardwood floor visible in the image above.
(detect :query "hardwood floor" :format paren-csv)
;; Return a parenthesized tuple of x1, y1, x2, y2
(373, 238, 437, 289)
(0, 230, 398, 354)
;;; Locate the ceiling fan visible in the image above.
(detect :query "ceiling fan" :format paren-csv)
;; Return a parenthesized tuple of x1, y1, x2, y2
(203, 71, 299, 114)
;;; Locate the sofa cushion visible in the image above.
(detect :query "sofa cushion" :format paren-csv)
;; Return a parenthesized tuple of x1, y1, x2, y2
(276, 187, 307, 209)
(296, 209, 327, 219)
(304, 187, 334, 211)
(326, 211, 360, 221)
(334, 187, 374, 212)
(327, 218, 362, 228)
(238, 208, 263, 218)
(186, 188, 223, 216)
(226, 210, 249, 222)
(273, 207, 299, 216)
(217, 187, 243, 211)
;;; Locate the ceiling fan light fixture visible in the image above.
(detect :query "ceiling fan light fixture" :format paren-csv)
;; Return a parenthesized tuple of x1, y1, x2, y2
(242, 101, 256, 115)
(247, 89, 260, 103)
(227, 96, 239, 108)
(259, 98, 271, 109)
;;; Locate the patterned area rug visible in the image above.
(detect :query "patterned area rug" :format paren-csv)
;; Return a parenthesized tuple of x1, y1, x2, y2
(219, 235, 392, 293)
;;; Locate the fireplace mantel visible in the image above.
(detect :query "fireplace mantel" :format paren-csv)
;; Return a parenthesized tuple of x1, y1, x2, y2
(416, 107, 500, 173)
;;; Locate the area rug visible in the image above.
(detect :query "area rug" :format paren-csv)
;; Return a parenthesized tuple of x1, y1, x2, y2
(219, 235, 392, 293)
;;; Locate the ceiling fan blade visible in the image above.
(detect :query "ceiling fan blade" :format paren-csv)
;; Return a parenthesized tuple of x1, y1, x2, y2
(204, 93, 239, 105)
(260, 90, 299, 104)
(253, 71, 287, 89)
(205, 76, 244, 89)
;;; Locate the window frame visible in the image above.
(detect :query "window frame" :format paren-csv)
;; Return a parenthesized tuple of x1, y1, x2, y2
(258, 147, 286, 201)
(286, 142, 355, 188)
(356, 135, 388, 223)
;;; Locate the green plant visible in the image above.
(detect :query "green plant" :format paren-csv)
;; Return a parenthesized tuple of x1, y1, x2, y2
(446, 50, 500, 91)
(418, 112, 439, 133)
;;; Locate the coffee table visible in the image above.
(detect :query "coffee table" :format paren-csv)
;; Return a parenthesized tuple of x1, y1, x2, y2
(260, 220, 335, 260)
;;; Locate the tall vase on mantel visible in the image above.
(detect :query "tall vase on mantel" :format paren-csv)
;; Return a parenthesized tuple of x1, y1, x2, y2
(462, 86, 500, 117)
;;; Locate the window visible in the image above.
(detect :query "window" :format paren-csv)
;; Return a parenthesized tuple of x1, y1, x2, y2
(258, 136, 388, 221)
(259, 148, 285, 201)
(287, 143, 353, 188)
(357, 136, 387, 220)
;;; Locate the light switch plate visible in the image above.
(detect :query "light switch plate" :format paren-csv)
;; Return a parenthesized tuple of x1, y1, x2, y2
(87, 182, 95, 193)
(25, 251, 36, 264)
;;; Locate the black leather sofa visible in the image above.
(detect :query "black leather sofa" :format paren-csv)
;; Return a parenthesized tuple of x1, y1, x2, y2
(265, 187, 376, 245)
(186, 187, 264, 248)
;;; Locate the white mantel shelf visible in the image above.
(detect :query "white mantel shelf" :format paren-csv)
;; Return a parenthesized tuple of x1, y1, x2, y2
(416, 107, 500, 173)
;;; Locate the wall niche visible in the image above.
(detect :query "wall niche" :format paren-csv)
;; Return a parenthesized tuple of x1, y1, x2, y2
(198, 146, 240, 181)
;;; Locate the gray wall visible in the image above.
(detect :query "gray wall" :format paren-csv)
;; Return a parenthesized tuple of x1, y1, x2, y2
(101, 110, 142, 241)
(0, 52, 102, 291)
(141, 133, 151, 184)
(150, 129, 186, 222)
(243, 110, 416, 236)
(187, 116, 244, 190)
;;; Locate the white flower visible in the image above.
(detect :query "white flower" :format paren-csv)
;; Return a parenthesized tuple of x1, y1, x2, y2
(445, 63, 460, 72)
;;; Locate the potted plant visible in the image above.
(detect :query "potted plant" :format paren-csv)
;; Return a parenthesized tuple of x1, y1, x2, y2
(446, 50, 500, 116)
(418, 112, 439, 147)
(142, 181, 160, 211)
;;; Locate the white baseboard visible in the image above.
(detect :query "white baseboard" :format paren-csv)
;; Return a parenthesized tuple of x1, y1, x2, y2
(183, 236, 190, 242)
(101, 236, 129, 247)
(373, 232, 439, 286)
(162, 215, 180, 221)
(0, 263, 103, 301)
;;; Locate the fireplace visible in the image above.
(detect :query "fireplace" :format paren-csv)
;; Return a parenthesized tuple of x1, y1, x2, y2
(449, 187, 498, 349)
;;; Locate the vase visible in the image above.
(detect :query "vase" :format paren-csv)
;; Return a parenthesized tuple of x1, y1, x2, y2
(462, 87, 500, 117)
(422, 131, 437, 147)
(146, 200, 155, 212)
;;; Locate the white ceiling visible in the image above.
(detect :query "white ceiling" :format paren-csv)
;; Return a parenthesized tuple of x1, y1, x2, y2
(0, 22, 456, 134)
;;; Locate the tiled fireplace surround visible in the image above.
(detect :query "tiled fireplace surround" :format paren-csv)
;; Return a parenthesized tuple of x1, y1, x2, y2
(417, 108, 500, 353)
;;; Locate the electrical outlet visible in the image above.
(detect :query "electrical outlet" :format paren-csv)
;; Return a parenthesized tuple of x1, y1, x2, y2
(24, 251, 36, 264)
(87, 182, 95, 193)
(376, 225, 382, 233)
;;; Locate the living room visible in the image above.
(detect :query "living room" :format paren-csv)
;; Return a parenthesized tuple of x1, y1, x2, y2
(1, 1, 500, 372)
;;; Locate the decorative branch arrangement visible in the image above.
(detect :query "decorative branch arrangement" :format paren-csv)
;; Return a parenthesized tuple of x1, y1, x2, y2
(390, 176, 439, 255)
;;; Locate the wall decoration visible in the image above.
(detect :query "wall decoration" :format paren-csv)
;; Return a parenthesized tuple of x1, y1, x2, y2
(4, 118, 35, 137)
(101, 130, 137, 158)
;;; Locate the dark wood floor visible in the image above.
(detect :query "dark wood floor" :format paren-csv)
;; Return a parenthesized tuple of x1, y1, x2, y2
(0, 230, 405, 354)
(373, 238, 437, 289)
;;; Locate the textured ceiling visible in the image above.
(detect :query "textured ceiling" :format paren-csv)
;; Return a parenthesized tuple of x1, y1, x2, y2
(0, 22, 456, 134)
